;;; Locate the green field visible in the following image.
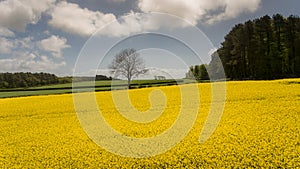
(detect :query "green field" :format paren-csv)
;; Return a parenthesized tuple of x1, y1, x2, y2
(0, 79, 191, 98)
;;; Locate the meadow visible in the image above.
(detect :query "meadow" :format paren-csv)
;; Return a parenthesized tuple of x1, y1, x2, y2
(0, 79, 299, 168)
(0, 79, 184, 98)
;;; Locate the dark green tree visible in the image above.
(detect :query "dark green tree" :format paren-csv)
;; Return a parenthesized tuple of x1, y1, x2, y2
(208, 14, 300, 80)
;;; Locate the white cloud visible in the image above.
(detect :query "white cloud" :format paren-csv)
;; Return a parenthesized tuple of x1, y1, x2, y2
(37, 35, 70, 58)
(206, 0, 261, 24)
(48, 1, 116, 37)
(0, 52, 66, 72)
(97, 11, 192, 37)
(0, 36, 35, 54)
(137, 0, 261, 24)
(0, 0, 56, 31)
(0, 37, 14, 54)
(138, 0, 203, 25)
(95, 11, 144, 37)
(0, 27, 15, 37)
(47, 2, 187, 37)
(14, 36, 34, 49)
(48, 0, 260, 38)
(0, 35, 68, 73)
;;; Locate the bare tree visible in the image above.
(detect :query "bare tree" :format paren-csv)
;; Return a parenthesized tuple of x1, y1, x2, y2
(109, 48, 148, 88)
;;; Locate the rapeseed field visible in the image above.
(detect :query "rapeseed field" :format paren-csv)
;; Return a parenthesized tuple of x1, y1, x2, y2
(0, 79, 299, 168)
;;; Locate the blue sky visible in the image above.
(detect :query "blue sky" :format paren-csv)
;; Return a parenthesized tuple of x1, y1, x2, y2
(0, 0, 300, 78)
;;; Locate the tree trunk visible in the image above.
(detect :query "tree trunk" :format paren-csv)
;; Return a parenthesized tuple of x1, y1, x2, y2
(127, 78, 131, 89)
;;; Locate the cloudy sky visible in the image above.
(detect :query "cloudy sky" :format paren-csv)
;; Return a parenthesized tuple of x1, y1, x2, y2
(0, 0, 300, 78)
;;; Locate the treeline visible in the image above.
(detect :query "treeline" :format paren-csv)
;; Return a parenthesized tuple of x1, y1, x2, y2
(0, 72, 115, 89)
(207, 14, 300, 80)
(72, 75, 113, 82)
(0, 72, 60, 88)
(186, 64, 209, 80)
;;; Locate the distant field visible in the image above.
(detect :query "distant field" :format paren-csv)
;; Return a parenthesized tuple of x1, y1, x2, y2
(0, 79, 191, 98)
(0, 79, 299, 167)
